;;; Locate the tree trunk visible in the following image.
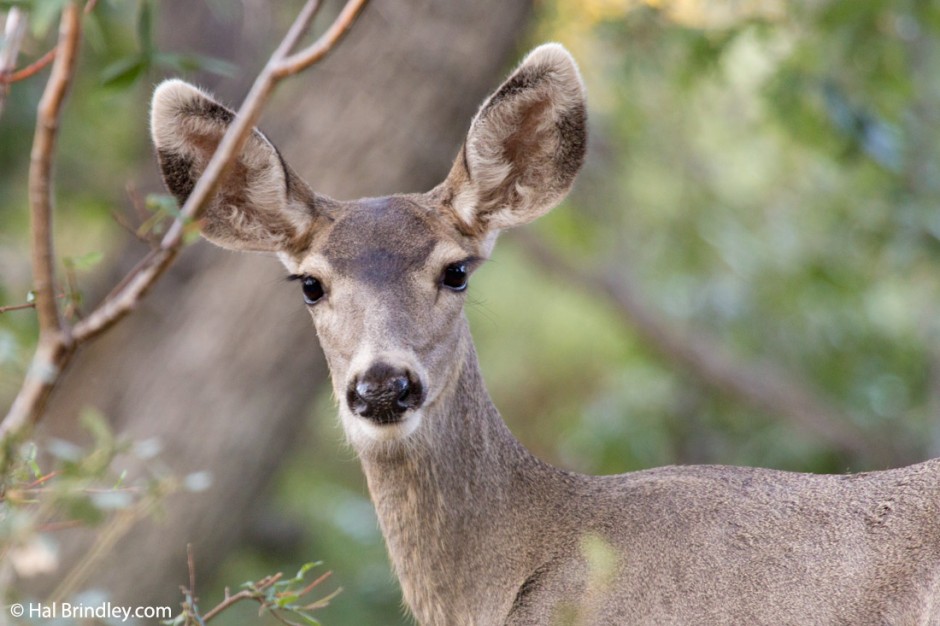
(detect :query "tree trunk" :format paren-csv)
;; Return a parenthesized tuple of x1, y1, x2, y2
(30, 0, 532, 610)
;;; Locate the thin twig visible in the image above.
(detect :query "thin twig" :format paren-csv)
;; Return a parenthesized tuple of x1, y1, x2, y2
(187, 544, 197, 609)
(198, 573, 282, 622)
(0, 302, 36, 314)
(110, 208, 155, 246)
(271, 0, 323, 60)
(118, 182, 163, 246)
(24, 470, 60, 489)
(292, 569, 332, 599)
(273, 0, 368, 78)
(514, 231, 902, 467)
(175, 556, 333, 625)
(0, 294, 78, 315)
(1, 47, 58, 84)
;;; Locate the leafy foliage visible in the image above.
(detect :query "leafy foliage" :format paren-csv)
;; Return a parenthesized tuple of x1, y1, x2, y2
(170, 562, 339, 626)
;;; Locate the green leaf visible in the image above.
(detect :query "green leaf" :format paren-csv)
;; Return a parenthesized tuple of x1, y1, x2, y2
(62, 251, 104, 272)
(154, 52, 238, 78)
(290, 562, 320, 584)
(146, 193, 181, 218)
(22, 443, 42, 478)
(276, 593, 300, 607)
(137, 0, 153, 56)
(83, 9, 107, 55)
(100, 54, 148, 88)
(80, 409, 113, 449)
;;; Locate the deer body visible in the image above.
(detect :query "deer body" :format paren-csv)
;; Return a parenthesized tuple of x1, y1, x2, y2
(358, 324, 940, 625)
(151, 44, 940, 624)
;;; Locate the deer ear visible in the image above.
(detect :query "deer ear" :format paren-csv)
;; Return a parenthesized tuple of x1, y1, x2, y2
(150, 79, 320, 254)
(439, 43, 587, 237)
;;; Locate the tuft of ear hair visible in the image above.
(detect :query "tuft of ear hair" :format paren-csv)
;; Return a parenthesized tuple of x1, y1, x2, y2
(150, 79, 319, 254)
(439, 43, 587, 238)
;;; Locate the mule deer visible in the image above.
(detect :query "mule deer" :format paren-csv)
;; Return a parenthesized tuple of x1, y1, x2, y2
(151, 44, 940, 625)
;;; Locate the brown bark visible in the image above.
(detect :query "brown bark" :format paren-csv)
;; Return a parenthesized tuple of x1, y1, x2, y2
(31, 0, 532, 610)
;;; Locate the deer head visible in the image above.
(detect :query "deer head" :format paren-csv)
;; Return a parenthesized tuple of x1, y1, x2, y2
(150, 44, 586, 452)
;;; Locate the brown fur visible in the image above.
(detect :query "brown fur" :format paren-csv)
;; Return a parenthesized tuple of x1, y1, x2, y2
(151, 45, 940, 625)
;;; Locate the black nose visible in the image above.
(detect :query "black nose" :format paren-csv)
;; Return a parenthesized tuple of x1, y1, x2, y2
(346, 362, 425, 424)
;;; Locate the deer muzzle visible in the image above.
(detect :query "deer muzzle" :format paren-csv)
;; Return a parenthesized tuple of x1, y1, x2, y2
(346, 361, 426, 424)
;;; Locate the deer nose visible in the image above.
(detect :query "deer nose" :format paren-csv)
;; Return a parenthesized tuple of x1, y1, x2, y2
(346, 362, 425, 424)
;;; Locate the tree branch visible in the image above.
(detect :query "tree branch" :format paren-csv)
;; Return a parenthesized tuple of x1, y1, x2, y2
(0, 5, 84, 441)
(71, 0, 368, 344)
(273, 0, 369, 78)
(1, 46, 58, 84)
(28, 2, 82, 339)
(198, 574, 282, 622)
(0, 0, 371, 440)
(0, 294, 67, 314)
(514, 232, 901, 467)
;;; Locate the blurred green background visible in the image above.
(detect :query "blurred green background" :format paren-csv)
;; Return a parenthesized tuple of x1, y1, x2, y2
(3, 0, 940, 623)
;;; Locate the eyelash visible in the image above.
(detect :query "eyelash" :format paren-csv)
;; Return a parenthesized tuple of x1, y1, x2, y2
(287, 274, 325, 305)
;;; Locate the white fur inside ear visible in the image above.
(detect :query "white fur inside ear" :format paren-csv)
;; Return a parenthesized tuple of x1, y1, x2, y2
(451, 42, 587, 235)
(451, 180, 485, 229)
(150, 78, 320, 254)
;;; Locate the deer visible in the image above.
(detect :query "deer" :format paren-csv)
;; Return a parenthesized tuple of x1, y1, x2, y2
(150, 44, 940, 625)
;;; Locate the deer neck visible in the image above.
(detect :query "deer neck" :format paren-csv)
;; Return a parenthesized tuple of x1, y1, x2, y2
(357, 320, 567, 624)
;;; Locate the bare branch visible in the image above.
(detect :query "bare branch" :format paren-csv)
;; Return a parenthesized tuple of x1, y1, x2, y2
(0, 302, 37, 314)
(273, 0, 368, 78)
(271, 0, 323, 61)
(2, 338, 76, 440)
(73, 0, 369, 345)
(1, 0, 371, 442)
(0, 294, 67, 315)
(0, 5, 83, 440)
(28, 2, 82, 337)
(514, 232, 902, 467)
(0, 46, 58, 85)
(187, 543, 196, 611)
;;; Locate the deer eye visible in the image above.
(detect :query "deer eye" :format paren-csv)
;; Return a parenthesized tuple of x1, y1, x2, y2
(441, 262, 469, 292)
(300, 276, 325, 304)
